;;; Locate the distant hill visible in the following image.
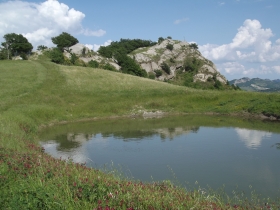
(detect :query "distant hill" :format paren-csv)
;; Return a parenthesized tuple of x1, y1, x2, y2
(229, 77, 280, 92)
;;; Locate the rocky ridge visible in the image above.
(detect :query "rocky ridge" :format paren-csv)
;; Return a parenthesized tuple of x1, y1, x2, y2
(128, 39, 227, 83)
(62, 40, 227, 84)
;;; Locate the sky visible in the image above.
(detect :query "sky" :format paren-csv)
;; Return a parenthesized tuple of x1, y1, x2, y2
(0, 0, 279, 80)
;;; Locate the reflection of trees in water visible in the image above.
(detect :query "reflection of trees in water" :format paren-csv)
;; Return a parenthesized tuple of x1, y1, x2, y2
(55, 133, 93, 151)
(106, 126, 200, 142)
(102, 130, 155, 141)
(50, 126, 200, 150)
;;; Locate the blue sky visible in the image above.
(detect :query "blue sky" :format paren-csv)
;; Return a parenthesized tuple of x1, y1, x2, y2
(0, 0, 279, 80)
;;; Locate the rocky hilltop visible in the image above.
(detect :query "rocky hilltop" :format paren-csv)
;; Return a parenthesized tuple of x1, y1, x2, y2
(61, 39, 228, 87)
(230, 77, 280, 92)
(129, 39, 227, 83)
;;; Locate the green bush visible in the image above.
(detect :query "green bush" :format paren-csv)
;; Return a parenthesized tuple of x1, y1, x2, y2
(184, 57, 202, 73)
(166, 43, 173, 51)
(170, 58, 175, 63)
(214, 80, 223, 90)
(70, 53, 78, 64)
(88, 60, 99, 68)
(101, 63, 117, 71)
(50, 48, 64, 64)
(154, 70, 163, 77)
(161, 62, 170, 74)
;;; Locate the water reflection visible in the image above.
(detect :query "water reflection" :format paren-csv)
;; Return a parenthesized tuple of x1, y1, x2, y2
(40, 115, 280, 199)
(235, 128, 272, 149)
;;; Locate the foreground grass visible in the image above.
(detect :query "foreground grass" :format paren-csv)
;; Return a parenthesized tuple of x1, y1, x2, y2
(1, 60, 280, 209)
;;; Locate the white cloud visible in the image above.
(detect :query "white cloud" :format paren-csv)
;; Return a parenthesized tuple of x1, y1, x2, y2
(86, 40, 112, 51)
(218, 62, 246, 74)
(0, 0, 106, 47)
(199, 19, 280, 79)
(174, 17, 189, 25)
(82, 29, 106, 37)
(200, 19, 276, 63)
(236, 128, 272, 149)
(273, 66, 280, 74)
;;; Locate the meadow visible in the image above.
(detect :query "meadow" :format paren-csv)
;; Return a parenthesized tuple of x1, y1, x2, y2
(1, 59, 280, 209)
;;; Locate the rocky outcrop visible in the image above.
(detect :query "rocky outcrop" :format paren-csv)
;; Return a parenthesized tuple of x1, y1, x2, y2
(64, 43, 121, 70)
(129, 39, 227, 83)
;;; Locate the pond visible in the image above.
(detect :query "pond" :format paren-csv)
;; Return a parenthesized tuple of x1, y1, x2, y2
(39, 115, 280, 199)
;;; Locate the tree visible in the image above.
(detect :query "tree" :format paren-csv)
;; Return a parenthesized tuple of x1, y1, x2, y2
(189, 43, 198, 50)
(37, 45, 48, 51)
(158, 37, 164, 44)
(1, 33, 33, 59)
(51, 32, 78, 51)
(167, 36, 172, 39)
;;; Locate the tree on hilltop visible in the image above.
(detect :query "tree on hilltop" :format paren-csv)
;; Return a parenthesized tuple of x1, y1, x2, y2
(51, 32, 78, 52)
(189, 43, 198, 50)
(1, 33, 33, 59)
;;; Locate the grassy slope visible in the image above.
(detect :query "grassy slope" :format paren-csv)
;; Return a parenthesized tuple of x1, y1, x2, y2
(1, 60, 280, 209)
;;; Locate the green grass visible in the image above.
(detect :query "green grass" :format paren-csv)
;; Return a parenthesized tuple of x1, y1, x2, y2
(1, 59, 280, 209)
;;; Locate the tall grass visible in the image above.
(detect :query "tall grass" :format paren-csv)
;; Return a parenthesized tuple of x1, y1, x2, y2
(1, 59, 280, 209)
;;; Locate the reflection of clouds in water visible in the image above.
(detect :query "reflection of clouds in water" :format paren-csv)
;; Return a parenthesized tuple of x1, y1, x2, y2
(235, 128, 272, 149)
(40, 140, 88, 164)
(40, 133, 108, 164)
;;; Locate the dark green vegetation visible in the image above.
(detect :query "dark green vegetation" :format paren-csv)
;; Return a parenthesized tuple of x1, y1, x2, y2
(1, 59, 280, 209)
(171, 57, 232, 90)
(98, 39, 156, 77)
(51, 32, 79, 52)
(230, 77, 280, 92)
(0, 33, 33, 60)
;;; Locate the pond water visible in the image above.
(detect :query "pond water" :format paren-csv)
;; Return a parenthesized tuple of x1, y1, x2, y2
(39, 115, 280, 199)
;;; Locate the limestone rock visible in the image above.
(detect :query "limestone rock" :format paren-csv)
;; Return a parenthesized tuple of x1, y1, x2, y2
(129, 39, 227, 84)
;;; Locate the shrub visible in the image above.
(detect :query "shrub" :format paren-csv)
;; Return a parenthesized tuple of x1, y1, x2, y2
(167, 36, 172, 39)
(88, 60, 99, 68)
(166, 43, 173, 51)
(170, 58, 175, 63)
(184, 57, 202, 73)
(70, 53, 78, 64)
(214, 80, 223, 90)
(101, 63, 117, 71)
(154, 70, 163, 77)
(50, 48, 64, 64)
(161, 62, 171, 74)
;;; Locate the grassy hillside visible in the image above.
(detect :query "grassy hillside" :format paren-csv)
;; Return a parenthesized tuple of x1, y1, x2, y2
(1, 59, 280, 209)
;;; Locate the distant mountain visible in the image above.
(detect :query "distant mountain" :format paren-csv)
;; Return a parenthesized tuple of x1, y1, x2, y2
(229, 77, 280, 92)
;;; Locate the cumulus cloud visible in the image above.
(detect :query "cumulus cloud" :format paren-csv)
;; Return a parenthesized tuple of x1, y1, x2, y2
(86, 40, 112, 51)
(174, 17, 189, 25)
(200, 19, 277, 62)
(235, 128, 272, 149)
(200, 19, 280, 79)
(0, 0, 106, 47)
